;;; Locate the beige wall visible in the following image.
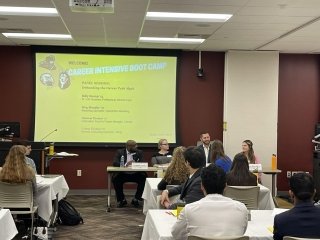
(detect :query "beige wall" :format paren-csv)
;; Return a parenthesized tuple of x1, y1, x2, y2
(223, 51, 279, 190)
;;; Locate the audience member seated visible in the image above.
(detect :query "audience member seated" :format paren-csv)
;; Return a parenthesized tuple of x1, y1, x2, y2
(157, 146, 189, 190)
(0, 145, 37, 236)
(242, 139, 261, 182)
(273, 172, 320, 240)
(112, 140, 147, 208)
(160, 147, 204, 209)
(0, 145, 36, 193)
(171, 164, 248, 240)
(210, 139, 232, 172)
(16, 140, 37, 174)
(151, 139, 172, 166)
(226, 153, 257, 186)
(196, 131, 212, 166)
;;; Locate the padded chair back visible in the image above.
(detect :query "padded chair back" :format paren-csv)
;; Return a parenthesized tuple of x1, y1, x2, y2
(0, 181, 34, 209)
(151, 156, 172, 166)
(166, 185, 179, 190)
(223, 185, 260, 210)
(283, 237, 319, 240)
(188, 236, 249, 240)
(0, 181, 38, 240)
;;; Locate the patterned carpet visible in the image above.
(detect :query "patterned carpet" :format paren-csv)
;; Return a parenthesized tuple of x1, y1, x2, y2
(54, 195, 145, 240)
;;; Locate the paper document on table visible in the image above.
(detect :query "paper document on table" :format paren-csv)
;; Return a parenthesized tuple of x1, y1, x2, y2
(165, 210, 177, 217)
(171, 210, 177, 217)
(56, 152, 78, 156)
(36, 175, 43, 183)
(272, 208, 288, 216)
(42, 174, 61, 178)
(154, 163, 170, 168)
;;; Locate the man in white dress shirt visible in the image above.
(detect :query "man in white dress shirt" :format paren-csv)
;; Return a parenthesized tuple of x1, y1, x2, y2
(171, 164, 248, 240)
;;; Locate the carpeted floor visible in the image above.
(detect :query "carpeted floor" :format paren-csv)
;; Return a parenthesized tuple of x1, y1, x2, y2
(54, 195, 145, 240)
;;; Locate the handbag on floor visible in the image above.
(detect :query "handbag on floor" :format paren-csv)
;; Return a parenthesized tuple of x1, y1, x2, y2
(58, 199, 84, 226)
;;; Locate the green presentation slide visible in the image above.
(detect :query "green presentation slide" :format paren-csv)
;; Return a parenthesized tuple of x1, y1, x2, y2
(34, 53, 177, 144)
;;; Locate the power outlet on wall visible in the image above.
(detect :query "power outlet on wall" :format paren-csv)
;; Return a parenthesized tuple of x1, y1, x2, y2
(77, 170, 82, 177)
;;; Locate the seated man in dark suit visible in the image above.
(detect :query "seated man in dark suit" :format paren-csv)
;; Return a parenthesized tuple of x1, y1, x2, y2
(273, 172, 320, 240)
(160, 146, 205, 209)
(112, 140, 146, 208)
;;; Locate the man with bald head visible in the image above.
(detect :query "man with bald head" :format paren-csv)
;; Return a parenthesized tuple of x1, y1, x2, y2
(112, 140, 146, 208)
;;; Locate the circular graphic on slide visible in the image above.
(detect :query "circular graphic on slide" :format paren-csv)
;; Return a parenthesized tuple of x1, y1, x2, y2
(39, 55, 56, 70)
(40, 73, 54, 86)
(59, 72, 71, 89)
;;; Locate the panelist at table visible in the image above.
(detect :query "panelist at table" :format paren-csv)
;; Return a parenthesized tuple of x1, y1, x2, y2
(151, 139, 172, 166)
(112, 140, 147, 208)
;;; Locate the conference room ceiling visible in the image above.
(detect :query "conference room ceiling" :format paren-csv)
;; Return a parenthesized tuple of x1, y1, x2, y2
(1, 0, 320, 53)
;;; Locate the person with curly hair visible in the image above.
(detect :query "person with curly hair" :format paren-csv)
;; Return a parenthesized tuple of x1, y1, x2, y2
(157, 146, 189, 190)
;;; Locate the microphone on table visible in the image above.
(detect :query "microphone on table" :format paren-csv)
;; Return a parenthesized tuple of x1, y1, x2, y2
(40, 129, 58, 142)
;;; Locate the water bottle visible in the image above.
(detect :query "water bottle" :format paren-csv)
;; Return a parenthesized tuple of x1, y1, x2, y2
(271, 154, 277, 170)
(49, 143, 54, 155)
(120, 155, 125, 167)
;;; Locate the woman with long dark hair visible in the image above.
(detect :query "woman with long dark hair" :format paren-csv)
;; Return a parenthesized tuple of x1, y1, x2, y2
(210, 140, 232, 173)
(226, 152, 257, 186)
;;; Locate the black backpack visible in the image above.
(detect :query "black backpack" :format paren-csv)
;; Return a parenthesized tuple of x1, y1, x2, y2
(58, 199, 84, 226)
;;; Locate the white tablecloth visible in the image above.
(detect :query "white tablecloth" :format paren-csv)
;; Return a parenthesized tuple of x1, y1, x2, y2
(36, 175, 69, 222)
(142, 178, 162, 214)
(0, 209, 18, 240)
(142, 178, 275, 214)
(141, 209, 286, 240)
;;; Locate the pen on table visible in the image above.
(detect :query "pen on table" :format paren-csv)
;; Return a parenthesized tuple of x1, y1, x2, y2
(165, 211, 175, 216)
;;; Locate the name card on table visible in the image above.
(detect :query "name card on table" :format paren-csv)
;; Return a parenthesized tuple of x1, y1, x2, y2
(249, 164, 262, 172)
(132, 162, 148, 169)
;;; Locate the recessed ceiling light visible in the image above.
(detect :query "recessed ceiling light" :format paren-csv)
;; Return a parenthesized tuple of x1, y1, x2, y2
(2, 33, 72, 40)
(146, 12, 232, 22)
(139, 37, 204, 44)
(0, 6, 58, 16)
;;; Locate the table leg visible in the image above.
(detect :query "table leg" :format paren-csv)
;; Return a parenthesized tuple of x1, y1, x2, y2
(47, 193, 59, 240)
(271, 174, 279, 207)
(107, 172, 111, 212)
